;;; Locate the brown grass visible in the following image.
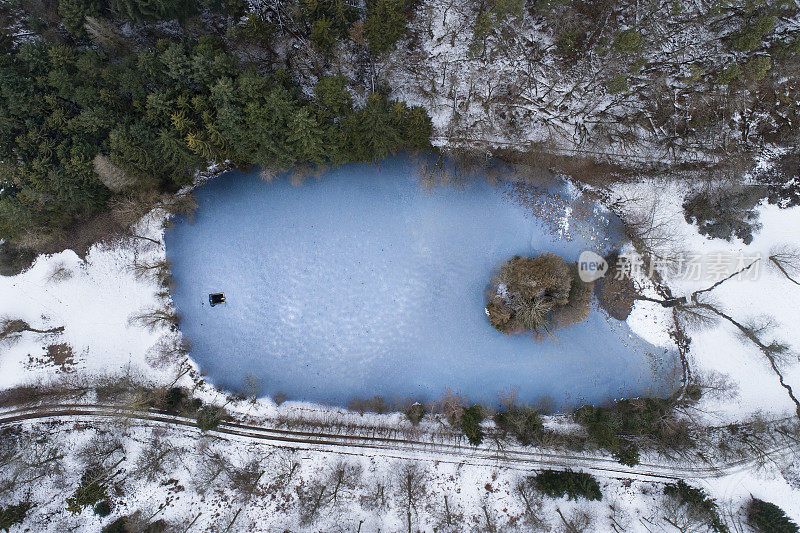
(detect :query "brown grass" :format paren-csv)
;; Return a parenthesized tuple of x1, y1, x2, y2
(26, 343, 76, 373)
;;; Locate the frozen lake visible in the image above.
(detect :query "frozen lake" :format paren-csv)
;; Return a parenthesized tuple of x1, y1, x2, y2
(165, 157, 676, 408)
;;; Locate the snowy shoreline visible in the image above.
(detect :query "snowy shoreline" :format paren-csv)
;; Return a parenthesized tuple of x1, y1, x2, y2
(2, 160, 799, 422)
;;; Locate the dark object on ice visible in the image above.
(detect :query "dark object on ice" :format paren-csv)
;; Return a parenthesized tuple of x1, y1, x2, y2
(209, 293, 226, 307)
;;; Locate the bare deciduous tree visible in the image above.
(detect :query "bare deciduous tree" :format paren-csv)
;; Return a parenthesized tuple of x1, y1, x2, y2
(191, 442, 231, 495)
(660, 495, 711, 533)
(612, 188, 682, 269)
(47, 261, 73, 283)
(240, 374, 263, 403)
(134, 429, 182, 483)
(78, 432, 124, 469)
(436, 388, 467, 426)
(0, 317, 64, 345)
(227, 451, 266, 501)
(107, 190, 159, 228)
(768, 244, 800, 285)
(394, 462, 428, 533)
(431, 493, 464, 532)
(608, 500, 632, 532)
(326, 460, 362, 505)
(515, 478, 545, 530)
(159, 192, 198, 221)
(84, 16, 126, 51)
(18, 436, 66, 489)
(130, 259, 172, 287)
(674, 300, 721, 332)
(0, 429, 22, 497)
(298, 479, 332, 525)
(359, 475, 389, 512)
(145, 335, 191, 370)
(268, 448, 300, 489)
(556, 507, 594, 533)
(481, 499, 499, 533)
(93, 154, 136, 192)
(129, 307, 180, 331)
(688, 370, 739, 403)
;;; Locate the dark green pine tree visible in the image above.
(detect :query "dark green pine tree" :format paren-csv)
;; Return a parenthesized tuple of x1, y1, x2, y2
(111, 0, 197, 23)
(310, 17, 337, 56)
(531, 469, 602, 501)
(156, 128, 203, 185)
(0, 501, 33, 531)
(392, 102, 433, 151)
(364, 0, 408, 55)
(244, 86, 297, 171)
(748, 498, 799, 533)
(460, 405, 485, 446)
(314, 75, 353, 120)
(0, 29, 434, 245)
(287, 107, 327, 165)
(57, 0, 102, 37)
(347, 94, 401, 162)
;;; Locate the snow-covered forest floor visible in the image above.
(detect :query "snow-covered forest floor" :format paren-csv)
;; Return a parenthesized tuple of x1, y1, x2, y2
(376, 0, 799, 165)
(1, 415, 797, 532)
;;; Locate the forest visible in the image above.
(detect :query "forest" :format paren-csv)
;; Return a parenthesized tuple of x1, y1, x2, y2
(0, 0, 430, 250)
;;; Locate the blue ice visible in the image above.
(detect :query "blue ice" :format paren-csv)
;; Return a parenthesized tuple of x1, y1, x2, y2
(165, 157, 676, 408)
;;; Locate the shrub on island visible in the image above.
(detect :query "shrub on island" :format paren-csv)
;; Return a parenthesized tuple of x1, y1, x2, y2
(486, 253, 594, 337)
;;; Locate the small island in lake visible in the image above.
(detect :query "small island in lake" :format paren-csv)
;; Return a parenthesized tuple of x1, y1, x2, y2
(486, 253, 595, 338)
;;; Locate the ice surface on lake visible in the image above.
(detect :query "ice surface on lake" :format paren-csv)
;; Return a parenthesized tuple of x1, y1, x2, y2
(166, 157, 676, 408)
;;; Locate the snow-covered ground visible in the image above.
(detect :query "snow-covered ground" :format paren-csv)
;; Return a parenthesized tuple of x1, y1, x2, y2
(0, 210, 170, 391)
(2, 417, 798, 532)
(612, 178, 800, 422)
